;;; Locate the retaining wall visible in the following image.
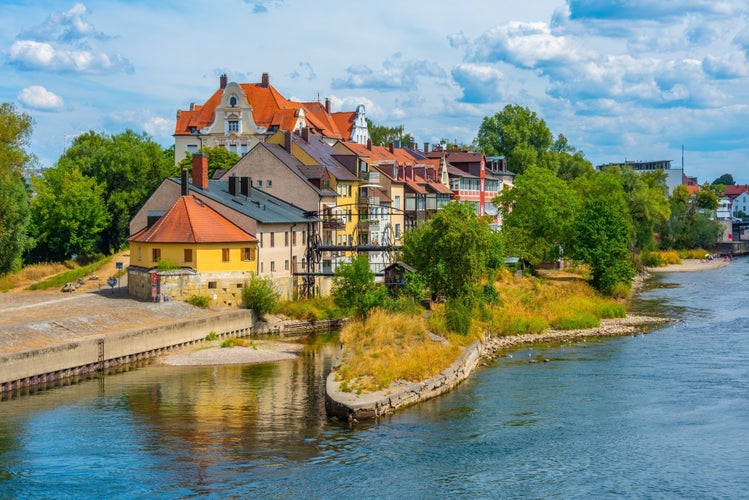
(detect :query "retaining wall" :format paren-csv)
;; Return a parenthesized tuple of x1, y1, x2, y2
(325, 340, 484, 421)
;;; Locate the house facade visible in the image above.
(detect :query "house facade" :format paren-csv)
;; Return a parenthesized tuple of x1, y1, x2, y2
(173, 73, 369, 164)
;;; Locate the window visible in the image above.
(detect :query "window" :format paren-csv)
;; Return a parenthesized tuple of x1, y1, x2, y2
(395, 224, 401, 238)
(184, 249, 193, 263)
(229, 96, 238, 107)
(222, 248, 230, 262)
(186, 144, 198, 154)
(270, 261, 276, 272)
(137, 247, 142, 261)
(258, 233, 263, 247)
(267, 180, 272, 188)
(270, 232, 275, 247)
(284, 232, 289, 247)
(228, 120, 239, 132)
(208, 281, 217, 289)
(284, 260, 289, 271)
(257, 180, 263, 187)
(394, 195, 401, 209)
(292, 231, 297, 246)
(152, 248, 161, 263)
(242, 247, 255, 261)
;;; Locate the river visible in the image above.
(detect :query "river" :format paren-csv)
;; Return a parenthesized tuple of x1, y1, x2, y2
(1, 261, 748, 499)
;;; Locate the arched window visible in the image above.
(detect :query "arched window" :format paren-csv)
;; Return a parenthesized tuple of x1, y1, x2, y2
(229, 96, 238, 107)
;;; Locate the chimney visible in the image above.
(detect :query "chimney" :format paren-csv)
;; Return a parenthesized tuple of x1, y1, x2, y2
(180, 168, 189, 196)
(192, 154, 209, 190)
(229, 174, 238, 196)
(325, 98, 330, 114)
(389, 142, 394, 154)
(301, 127, 309, 143)
(284, 130, 292, 153)
(240, 177, 252, 197)
(424, 142, 430, 153)
(367, 138, 372, 151)
(261, 72, 269, 88)
(220, 74, 228, 89)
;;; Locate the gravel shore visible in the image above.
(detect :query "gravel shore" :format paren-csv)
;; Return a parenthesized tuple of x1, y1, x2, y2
(157, 339, 306, 366)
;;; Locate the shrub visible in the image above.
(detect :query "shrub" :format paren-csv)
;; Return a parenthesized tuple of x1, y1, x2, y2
(550, 312, 599, 330)
(444, 297, 473, 336)
(186, 295, 210, 308)
(221, 337, 249, 348)
(243, 275, 280, 320)
(157, 258, 180, 270)
(205, 331, 218, 341)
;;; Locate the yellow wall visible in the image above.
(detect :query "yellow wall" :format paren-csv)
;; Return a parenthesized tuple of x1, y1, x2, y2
(130, 241, 257, 274)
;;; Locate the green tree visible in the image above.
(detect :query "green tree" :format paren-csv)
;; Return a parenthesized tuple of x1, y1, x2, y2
(475, 104, 553, 175)
(28, 166, 110, 262)
(57, 130, 173, 253)
(175, 145, 241, 178)
(695, 182, 720, 211)
(497, 166, 580, 266)
(0, 103, 34, 275)
(659, 185, 722, 249)
(332, 255, 386, 319)
(366, 119, 414, 148)
(569, 177, 634, 295)
(712, 173, 735, 186)
(243, 275, 280, 320)
(401, 202, 494, 300)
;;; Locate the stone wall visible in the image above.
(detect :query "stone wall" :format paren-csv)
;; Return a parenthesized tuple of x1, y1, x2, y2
(325, 340, 484, 421)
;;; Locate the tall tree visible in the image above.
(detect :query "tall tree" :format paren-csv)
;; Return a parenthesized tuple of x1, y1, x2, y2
(175, 145, 241, 178)
(332, 255, 386, 319)
(0, 103, 33, 275)
(402, 201, 496, 299)
(712, 173, 735, 186)
(497, 166, 579, 266)
(658, 185, 722, 250)
(28, 166, 110, 262)
(366, 119, 414, 147)
(475, 104, 553, 175)
(57, 130, 173, 253)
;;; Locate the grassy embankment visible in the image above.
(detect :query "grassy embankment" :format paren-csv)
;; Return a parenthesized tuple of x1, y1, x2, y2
(0, 255, 121, 292)
(336, 268, 626, 394)
(639, 248, 711, 267)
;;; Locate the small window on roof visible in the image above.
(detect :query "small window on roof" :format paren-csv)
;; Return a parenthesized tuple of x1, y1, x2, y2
(229, 96, 238, 107)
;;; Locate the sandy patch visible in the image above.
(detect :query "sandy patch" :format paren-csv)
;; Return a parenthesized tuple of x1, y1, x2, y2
(158, 340, 305, 366)
(645, 258, 731, 273)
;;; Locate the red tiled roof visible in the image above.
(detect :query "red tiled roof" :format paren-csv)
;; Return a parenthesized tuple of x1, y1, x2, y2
(331, 111, 355, 141)
(129, 196, 256, 244)
(175, 79, 346, 139)
(724, 185, 749, 197)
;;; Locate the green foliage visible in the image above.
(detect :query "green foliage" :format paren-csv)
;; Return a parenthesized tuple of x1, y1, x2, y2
(187, 295, 211, 308)
(712, 173, 735, 186)
(27, 166, 110, 262)
(475, 104, 553, 175)
(175, 146, 241, 178)
(550, 311, 600, 330)
(156, 258, 180, 270)
(221, 337, 250, 348)
(444, 297, 473, 335)
(27, 255, 112, 290)
(57, 130, 174, 254)
(695, 182, 720, 210)
(483, 282, 500, 304)
(277, 297, 343, 321)
(243, 275, 280, 320)
(658, 185, 723, 250)
(0, 103, 34, 276)
(497, 166, 580, 266)
(332, 255, 387, 319)
(402, 202, 494, 300)
(205, 331, 218, 341)
(366, 119, 414, 147)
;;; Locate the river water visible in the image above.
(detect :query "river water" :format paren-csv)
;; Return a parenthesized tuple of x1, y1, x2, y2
(1, 261, 748, 499)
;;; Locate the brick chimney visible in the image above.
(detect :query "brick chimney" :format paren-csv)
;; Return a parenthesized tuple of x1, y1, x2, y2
(389, 142, 395, 154)
(220, 74, 227, 89)
(261, 72, 269, 88)
(181, 168, 189, 196)
(367, 138, 372, 151)
(284, 130, 292, 153)
(424, 142, 430, 153)
(325, 97, 330, 114)
(192, 154, 209, 190)
(301, 127, 309, 143)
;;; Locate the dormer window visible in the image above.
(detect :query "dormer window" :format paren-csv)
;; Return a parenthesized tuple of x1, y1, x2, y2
(228, 120, 239, 132)
(229, 96, 238, 107)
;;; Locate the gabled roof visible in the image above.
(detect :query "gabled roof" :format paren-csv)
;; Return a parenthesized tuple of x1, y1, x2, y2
(342, 141, 414, 167)
(724, 185, 749, 197)
(330, 111, 356, 141)
(129, 196, 256, 244)
(291, 133, 359, 182)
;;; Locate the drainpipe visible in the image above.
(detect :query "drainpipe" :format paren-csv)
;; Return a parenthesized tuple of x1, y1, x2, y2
(289, 223, 297, 300)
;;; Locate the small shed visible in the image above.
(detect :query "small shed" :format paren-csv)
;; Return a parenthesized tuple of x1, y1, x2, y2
(505, 257, 525, 277)
(383, 261, 418, 293)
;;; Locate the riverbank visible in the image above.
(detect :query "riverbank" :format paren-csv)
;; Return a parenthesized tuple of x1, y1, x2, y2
(645, 257, 731, 273)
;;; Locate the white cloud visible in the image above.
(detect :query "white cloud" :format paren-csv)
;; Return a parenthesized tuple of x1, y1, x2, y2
(9, 39, 133, 74)
(143, 116, 174, 140)
(451, 63, 506, 103)
(331, 53, 447, 92)
(17, 85, 64, 111)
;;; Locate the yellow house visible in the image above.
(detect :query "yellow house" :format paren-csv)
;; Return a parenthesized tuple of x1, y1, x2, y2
(128, 195, 258, 306)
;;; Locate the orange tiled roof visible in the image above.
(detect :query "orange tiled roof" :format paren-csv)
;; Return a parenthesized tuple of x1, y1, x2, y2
(331, 111, 356, 141)
(342, 141, 414, 166)
(129, 196, 256, 244)
(175, 79, 346, 139)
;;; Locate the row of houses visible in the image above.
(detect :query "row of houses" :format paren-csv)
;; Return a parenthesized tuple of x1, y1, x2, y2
(128, 74, 515, 305)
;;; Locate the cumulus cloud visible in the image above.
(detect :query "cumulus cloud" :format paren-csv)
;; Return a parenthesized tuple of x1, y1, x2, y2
(702, 53, 749, 79)
(18, 3, 109, 43)
(9, 4, 133, 74)
(331, 52, 446, 92)
(451, 64, 506, 103)
(288, 62, 317, 81)
(8, 40, 133, 73)
(143, 116, 174, 139)
(17, 86, 64, 111)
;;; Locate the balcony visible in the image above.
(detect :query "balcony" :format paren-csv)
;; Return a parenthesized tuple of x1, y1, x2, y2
(359, 171, 381, 184)
(322, 218, 346, 230)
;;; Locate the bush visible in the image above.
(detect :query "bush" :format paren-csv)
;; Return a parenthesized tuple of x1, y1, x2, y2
(221, 337, 250, 348)
(186, 295, 210, 308)
(444, 297, 472, 336)
(550, 312, 600, 330)
(243, 275, 279, 320)
(205, 331, 218, 341)
(157, 258, 180, 270)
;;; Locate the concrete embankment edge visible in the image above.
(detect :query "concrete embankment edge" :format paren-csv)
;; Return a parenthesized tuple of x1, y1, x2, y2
(325, 340, 484, 421)
(0, 311, 343, 394)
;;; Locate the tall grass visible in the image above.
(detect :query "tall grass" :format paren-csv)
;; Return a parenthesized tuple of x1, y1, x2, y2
(27, 256, 113, 290)
(337, 309, 462, 393)
(0, 262, 71, 292)
(276, 296, 343, 321)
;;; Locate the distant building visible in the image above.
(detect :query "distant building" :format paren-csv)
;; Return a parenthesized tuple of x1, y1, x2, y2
(596, 159, 692, 193)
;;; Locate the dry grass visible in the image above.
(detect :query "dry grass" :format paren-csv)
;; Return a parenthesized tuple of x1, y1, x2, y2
(337, 309, 464, 393)
(0, 262, 71, 292)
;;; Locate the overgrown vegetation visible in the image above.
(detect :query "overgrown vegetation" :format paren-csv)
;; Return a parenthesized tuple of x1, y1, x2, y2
(276, 296, 343, 321)
(186, 295, 211, 308)
(243, 275, 280, 320)
(221, 337, 254, 348)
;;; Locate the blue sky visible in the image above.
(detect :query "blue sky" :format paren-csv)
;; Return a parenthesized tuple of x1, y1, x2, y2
(2, 0, 748, 184)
